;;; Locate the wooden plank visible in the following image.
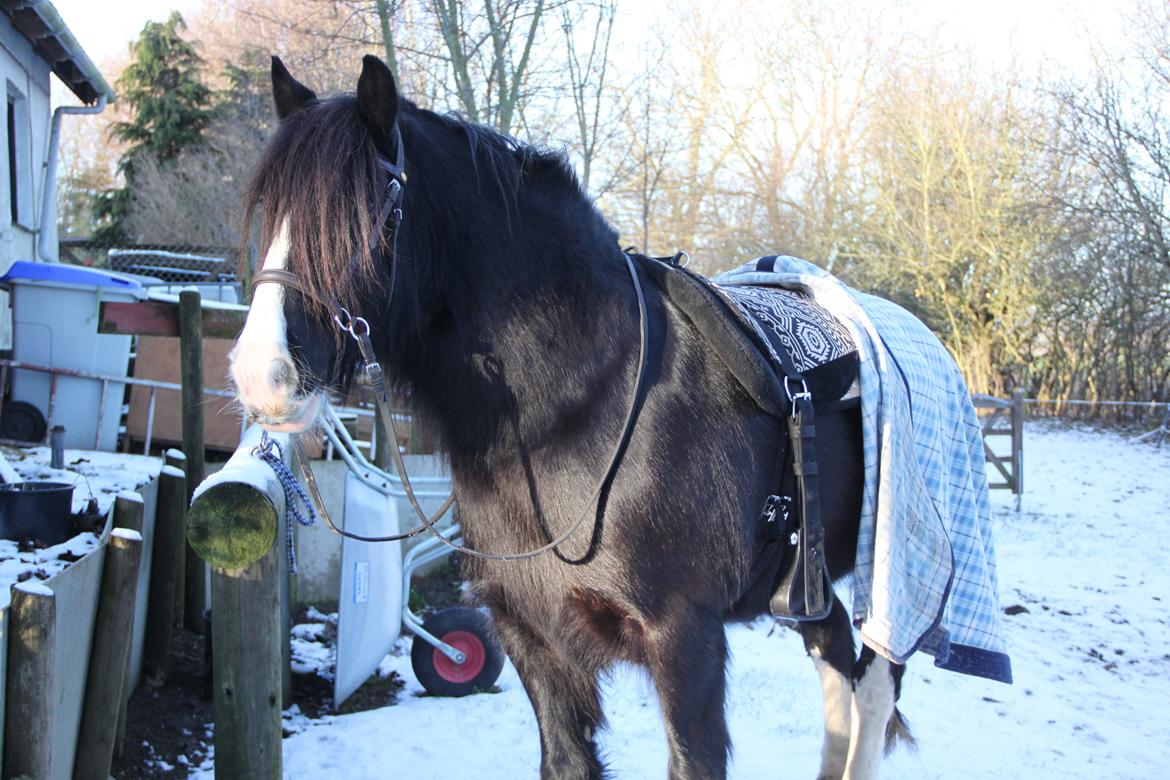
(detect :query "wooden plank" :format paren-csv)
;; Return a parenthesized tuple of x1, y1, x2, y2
(99, 300, 180, 337)
(142, 467, 187, 685)
(112, 494, 145, 759)
(74, 529, 144, 780)
(986, 451, 1014, 482)
(99, 300, 245, 340)
(125, 336, 243, 452)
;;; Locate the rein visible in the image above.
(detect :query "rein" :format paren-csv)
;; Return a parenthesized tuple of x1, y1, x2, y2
(250, 127, 651, 562)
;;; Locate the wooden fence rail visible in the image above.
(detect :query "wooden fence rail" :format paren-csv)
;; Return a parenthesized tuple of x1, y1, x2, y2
(972, 390, 1025, 503)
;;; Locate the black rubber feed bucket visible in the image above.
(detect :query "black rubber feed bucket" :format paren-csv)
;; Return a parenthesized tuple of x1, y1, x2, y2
(0, 482, 76, 545)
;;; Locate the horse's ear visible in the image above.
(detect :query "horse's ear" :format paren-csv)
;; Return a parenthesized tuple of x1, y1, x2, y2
(356, 55, 399, 154)
(271, 56, 317, 120)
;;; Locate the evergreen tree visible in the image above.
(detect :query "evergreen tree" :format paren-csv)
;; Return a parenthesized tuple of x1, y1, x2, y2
(218, 47, 274, 144)
(93, 12, 215, 244)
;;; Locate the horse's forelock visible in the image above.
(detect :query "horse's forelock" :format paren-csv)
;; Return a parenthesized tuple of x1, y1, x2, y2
(241, 96, 386, 320)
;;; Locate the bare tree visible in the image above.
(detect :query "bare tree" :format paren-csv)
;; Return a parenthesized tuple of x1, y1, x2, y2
(558, 0, 617, 192)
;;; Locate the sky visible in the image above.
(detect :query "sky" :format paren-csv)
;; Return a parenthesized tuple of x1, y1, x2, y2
(51, 0, 1129, 86)
(52, 0, 203, 67)
(45, 0, 1132, 112)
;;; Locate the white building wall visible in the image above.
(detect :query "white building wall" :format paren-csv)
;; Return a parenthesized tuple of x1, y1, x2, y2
(0, 13, 52, 350)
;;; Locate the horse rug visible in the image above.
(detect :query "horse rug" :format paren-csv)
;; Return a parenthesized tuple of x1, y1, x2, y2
(715, 255, 1012, 684)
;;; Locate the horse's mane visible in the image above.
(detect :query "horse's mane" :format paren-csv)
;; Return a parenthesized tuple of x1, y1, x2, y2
(240, 94, 599, 317)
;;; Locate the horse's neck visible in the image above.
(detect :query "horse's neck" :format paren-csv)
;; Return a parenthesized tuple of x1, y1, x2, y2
(396, 239, 635, 474)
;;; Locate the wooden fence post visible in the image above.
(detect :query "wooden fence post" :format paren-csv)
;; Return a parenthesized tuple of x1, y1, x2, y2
(180, 291, 207, 634)
(209, 549, 282, 779)
(74, 528, 144, 780)
(189, 427, 286, 780)
(4, 581, 56, 778)
(111, 492, 145, 759)
(165, 448, 188, 627)
(1011, 389, 1025, 505)
(142, 465, 187, 684)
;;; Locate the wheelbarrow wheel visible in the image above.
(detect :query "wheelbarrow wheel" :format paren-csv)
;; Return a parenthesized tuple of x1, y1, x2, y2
(411, 607, 504, 697)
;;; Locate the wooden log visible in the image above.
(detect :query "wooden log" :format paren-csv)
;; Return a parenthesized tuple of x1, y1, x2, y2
(189, 481, 280, 570)
(165, 449, 188, 627)
(74, 529, 144, 780)
(193, 426, 288, 780)
(188, 428, 286, 570)
(211, 549, 282, 780)
(180, 291, 208, 633)
(142, 466, 187, 685)
(111, 493, 145, 760)
(4, 581, 57, 779)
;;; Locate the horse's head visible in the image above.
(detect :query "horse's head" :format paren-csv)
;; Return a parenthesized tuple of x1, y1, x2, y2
(230, 55, 403, 431)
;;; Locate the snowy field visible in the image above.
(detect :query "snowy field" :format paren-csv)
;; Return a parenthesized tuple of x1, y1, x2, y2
(201, 421, 1170, 778)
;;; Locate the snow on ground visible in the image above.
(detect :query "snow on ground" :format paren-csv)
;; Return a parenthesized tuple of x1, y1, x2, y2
(291, 608, 338, 680)
(202, 421, 1170, 778)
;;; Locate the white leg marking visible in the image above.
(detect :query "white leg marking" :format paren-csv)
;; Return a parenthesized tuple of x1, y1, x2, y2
(812, 653, 852, 780)
(843, 654, 894, 780)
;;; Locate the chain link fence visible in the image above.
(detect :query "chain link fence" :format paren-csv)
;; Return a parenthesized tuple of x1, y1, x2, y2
(59, 238, 250, 304)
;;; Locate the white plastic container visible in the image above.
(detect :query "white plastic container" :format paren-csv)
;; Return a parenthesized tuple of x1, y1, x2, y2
(1, 261, 147, 450)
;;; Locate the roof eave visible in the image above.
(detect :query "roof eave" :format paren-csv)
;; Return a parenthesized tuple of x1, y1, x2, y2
(1, 0, 115, 105)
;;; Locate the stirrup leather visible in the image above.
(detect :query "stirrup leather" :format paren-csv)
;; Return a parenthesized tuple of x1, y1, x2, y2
(769, 395, 832, 621)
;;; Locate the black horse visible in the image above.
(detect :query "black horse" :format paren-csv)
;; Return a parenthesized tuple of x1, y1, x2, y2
(229, 55, 908, 779)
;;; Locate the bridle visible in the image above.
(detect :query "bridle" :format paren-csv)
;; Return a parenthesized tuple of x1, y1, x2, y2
(249, 125, 651, 562)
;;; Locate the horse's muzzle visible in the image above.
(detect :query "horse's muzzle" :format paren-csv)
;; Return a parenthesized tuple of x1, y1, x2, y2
(247, 392, 324, 433)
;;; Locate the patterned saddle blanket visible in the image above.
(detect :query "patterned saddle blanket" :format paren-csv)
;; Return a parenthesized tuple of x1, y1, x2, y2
(718, 284, 858, 406)
(634, 254, 858, 417)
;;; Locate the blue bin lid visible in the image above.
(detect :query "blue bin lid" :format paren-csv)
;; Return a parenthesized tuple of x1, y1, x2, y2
(0, 261, 143, 291)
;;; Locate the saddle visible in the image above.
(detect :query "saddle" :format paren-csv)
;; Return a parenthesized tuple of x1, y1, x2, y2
(633, 251, 858, 621)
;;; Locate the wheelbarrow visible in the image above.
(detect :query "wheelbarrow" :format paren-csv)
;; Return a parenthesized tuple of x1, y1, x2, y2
(317, 403, 505, 701)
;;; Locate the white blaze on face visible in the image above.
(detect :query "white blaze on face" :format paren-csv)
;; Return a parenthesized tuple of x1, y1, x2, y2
(230, 219, 322, 431)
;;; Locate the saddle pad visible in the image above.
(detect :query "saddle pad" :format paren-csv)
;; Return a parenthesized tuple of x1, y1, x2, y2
(719, 284, 857, 404)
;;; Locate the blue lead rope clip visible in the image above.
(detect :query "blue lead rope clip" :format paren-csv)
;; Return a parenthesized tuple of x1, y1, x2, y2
(254, 431, 317, 574)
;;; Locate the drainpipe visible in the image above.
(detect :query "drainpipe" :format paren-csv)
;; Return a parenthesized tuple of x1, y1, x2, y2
(20, 0, 115, 262)
(38, 93, 108, 262)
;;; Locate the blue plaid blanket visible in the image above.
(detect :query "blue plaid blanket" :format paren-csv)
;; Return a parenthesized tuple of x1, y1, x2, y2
(715, 256, 1012, 683)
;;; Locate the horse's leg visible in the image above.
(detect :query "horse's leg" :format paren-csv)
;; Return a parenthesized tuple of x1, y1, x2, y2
(645, 608, 730, 780)
(491, 610, 605, 780)
(842, 646, 909, 780)
(799, 596, 855, 780)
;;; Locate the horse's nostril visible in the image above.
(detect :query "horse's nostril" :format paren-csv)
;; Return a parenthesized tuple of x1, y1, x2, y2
(270, 359, 296, 389)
